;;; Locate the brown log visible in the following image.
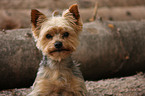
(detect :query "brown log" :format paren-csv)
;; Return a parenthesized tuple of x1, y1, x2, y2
(75, 21, 145, 80)
(0, 21, 145, 89)
(0, 29, 42, 90)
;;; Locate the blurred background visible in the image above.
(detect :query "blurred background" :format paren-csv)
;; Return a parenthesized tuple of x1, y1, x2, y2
(0, 0, 145, 30)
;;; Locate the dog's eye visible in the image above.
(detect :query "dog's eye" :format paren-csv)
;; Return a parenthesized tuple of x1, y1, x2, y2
(46, 34, 52, 39)
(63, 32, 69, 38)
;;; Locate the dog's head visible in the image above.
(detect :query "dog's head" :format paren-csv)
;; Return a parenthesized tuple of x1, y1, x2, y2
(31, 4, 83, 61)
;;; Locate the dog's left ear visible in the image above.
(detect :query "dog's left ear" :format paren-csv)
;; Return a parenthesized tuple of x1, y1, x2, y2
(63, 4, 82, 25)
(68, 4, 80, 25)
(62, 4, 83, 32)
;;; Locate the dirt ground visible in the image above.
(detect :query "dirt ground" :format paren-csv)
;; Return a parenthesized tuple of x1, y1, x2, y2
(0, 73, 145, 96)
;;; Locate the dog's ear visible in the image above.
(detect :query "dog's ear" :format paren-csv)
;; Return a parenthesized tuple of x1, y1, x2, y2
(31, 9, 47, 29)
(68, 4, 80, 24)
(31, 9, 47, 39)
(62, 4, 83, 33)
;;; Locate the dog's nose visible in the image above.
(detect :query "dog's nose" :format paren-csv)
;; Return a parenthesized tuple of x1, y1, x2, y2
(54, 41, 63, 49)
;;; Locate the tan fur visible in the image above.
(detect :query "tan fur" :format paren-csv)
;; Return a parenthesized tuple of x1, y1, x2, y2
(37, 22, 79, 60)
(28, 4, 87, 96)
(29, 65, 86, 96)
(32, 5, 82, 61)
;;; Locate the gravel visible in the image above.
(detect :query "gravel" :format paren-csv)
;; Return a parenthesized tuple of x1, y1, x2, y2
(1, 73, 145, 96)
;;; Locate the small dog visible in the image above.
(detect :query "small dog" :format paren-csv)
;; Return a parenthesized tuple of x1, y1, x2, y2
(28, 4, 87, 96)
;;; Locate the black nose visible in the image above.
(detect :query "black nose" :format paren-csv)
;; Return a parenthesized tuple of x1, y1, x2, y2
(54, 41, 63, 49)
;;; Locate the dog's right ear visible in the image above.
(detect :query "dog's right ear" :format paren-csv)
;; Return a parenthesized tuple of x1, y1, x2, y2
(31, 9, 47, 29)
(31, 9, 47, 39)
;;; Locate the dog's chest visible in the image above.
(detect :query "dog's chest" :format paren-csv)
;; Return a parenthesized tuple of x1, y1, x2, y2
(36, 66, 82, 93)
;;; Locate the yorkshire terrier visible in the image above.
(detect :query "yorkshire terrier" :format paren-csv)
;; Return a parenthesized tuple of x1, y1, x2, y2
(28, 4, 87, 96)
